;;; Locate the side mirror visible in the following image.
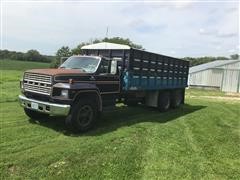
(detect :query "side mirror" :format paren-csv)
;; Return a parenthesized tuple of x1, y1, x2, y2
(110, 60, 117, 74)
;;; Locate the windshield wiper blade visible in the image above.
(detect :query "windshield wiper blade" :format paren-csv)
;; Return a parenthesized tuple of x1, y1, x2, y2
(71, 67, 86, 72)
(71, 67, 83, 70)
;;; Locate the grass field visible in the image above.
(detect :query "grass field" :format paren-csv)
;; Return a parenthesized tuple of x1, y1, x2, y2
(0, 60, 240, 179)
(0, 60, 50, 103)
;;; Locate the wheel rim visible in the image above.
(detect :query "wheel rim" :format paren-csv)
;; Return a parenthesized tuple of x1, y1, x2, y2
(77, 105, 93, 127)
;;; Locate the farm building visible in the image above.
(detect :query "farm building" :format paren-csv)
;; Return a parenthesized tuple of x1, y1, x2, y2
(188, 60, 240, 93)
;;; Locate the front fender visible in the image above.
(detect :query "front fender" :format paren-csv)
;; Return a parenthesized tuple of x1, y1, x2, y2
(52, 82, 102, 111)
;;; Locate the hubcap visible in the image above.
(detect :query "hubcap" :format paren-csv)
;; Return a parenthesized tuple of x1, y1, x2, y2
(77, 105, 93, 127)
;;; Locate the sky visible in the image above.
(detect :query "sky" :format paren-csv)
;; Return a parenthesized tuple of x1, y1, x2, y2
(1, 0, 239, 58)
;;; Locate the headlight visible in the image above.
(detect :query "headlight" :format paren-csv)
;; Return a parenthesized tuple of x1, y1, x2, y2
(61, 89, 69, 98)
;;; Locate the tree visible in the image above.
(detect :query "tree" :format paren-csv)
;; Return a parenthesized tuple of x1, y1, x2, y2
(56, 46, 72, 58)
(52, 46, 72, 68)
(230, 54, 239, 60)
(71, 43, 89, 55)
(15, 52, 25, 60)
(0, 49, 52, 62)
(216, 56, 228, 60)
(25, 49, 42, 61)
(102, 37, 143, 49)
(0, 49, 10, 59)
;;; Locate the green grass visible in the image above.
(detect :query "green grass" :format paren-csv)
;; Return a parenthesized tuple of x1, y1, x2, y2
(0, 60, 240, 179)
(0, 59, 50, 71)
(0, 59, 50, 103)
(186, 88, 226, 97)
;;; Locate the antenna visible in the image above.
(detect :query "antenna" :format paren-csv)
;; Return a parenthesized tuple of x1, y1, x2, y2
(105, 26, 109, 39)
(105, 26, 109, 49)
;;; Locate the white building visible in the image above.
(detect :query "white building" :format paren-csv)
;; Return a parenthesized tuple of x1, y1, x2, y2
(189, 60, 240, 93)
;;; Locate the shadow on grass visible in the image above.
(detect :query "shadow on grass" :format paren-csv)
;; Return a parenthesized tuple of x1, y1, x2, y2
(28, 104, 206, 136)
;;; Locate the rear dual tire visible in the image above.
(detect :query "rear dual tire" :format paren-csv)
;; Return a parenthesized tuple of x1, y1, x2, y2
(158, 91, 171, 112)
(171, 89, 183, 108)
(158, 89, 183, 112)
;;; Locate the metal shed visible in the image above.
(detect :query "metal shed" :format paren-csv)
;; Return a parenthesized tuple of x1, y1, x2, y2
(189, 60, 240, 93)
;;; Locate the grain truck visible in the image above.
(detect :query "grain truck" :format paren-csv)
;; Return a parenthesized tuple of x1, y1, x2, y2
(19, 42, 189, 132)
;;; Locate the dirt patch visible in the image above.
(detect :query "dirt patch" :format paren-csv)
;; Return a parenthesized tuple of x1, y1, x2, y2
(8, 164, 19, 175)
(225, 92, 240, 97)
(201, 96, 240, 101)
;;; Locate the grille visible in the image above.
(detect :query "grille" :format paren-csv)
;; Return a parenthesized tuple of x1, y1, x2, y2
(23, 73, 52, 95)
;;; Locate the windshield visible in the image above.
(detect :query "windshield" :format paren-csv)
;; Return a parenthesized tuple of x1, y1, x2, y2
(60, 56, 100, 73)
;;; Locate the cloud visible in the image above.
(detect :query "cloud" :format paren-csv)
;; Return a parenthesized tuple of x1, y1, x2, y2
(170, 50, 176, 54)
(199, 28, 238, 38)
(215, 45, 222, 50)
(128, 19, 167, 33)
(228, 49, 236, 53)
(171, 0, 193, 9)
(225, 7, 238, 13)
(217, 33, 238, 38)
(2, 1, 239, 58)
(199, 5, 238, 40)
(199, 28, 217, 35)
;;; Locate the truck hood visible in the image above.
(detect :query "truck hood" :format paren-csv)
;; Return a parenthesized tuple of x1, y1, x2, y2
(25, 68, 87, 76)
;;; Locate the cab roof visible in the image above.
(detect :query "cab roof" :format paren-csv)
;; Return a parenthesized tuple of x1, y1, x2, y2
(81, 42, 131, 50)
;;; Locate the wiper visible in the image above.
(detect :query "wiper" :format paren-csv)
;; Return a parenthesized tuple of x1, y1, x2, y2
(71, 67, 86, 72)
(59, 66, 66, 69)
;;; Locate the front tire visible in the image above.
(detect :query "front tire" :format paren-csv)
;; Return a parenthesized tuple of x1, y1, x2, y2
(24, 108, 49, 120)
(65, 98, 97, 133)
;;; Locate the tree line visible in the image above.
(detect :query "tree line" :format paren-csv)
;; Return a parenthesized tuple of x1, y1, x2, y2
(184, 54, 239, 67)
(0, 37, 239, 67)
(0, 49, 54, 63)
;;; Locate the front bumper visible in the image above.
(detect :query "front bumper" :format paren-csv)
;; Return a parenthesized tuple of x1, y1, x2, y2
(18, 95, 70, 116)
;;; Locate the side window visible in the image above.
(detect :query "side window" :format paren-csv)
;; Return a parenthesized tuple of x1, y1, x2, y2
(99, 60, 109, 73)
(98, 59, 119, 75)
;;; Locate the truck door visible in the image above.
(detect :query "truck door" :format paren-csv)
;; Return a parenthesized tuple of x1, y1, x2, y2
(95, 58, 120, 94)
